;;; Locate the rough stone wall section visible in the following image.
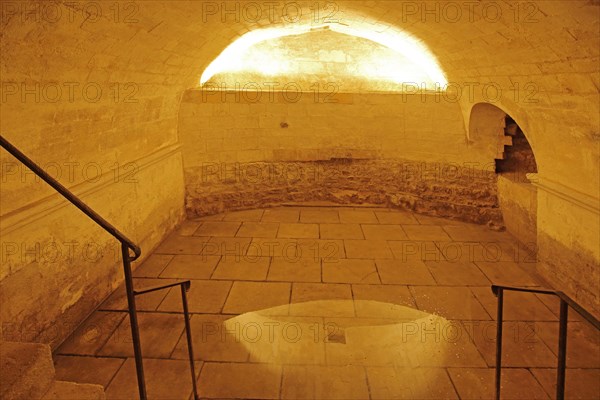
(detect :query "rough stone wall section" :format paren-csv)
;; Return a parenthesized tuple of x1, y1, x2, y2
(185, 159, 502, 226)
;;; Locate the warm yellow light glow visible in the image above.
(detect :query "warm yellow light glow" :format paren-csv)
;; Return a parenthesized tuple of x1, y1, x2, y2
(200, 22, 447, 90)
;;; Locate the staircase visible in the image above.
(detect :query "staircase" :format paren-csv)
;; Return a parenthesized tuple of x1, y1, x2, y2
(496, 132, 513, 161)
(495, 117, 538, 177)
(0, 341, 105, 400)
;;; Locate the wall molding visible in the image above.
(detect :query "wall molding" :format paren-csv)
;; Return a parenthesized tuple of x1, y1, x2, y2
(529, 173, 600, 215)
(1, 144, 182, 234)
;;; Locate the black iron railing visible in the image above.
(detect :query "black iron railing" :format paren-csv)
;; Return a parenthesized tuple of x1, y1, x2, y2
(0, 135, 198, 400)
(491, 284, 600, 400)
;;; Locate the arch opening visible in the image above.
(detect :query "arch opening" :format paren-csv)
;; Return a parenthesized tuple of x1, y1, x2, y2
(469, 102, 539, 249)
(496, 115, 538, 179)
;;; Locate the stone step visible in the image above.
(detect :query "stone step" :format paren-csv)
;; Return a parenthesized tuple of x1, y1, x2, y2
(0, 341, 55, 400)
(42, 381, 106, 400)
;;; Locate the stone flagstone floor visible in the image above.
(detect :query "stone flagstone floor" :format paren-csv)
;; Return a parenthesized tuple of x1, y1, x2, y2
(54, 206, 600, 399)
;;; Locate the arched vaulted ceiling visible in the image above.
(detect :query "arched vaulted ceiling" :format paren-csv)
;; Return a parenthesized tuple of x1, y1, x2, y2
(1, 0, 599, 196)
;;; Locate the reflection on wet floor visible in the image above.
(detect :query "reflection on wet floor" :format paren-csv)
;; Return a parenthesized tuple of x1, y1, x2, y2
(226, 300, 484, 370)
(53, 206, 600, 399)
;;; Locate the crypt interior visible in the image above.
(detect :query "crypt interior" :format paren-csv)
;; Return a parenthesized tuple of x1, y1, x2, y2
(0, 1, 599, 399)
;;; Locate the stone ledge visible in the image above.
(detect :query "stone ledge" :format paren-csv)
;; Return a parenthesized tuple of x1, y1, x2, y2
(0, 341, 55, 400)
(42, 381, 105, 400)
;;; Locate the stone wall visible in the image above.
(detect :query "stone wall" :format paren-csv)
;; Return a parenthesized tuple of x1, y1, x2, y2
(0, 2, 188, 347)
(0, 148, 185, 348)
(534, 180, 600, 316)
(497, 174, 537, 247)
(179, 89, 503, 225)
(179, 89, 503, 164)
(186, 159, 501, 225)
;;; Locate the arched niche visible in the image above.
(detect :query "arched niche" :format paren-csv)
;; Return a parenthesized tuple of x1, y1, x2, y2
(469, 102, 539, 248)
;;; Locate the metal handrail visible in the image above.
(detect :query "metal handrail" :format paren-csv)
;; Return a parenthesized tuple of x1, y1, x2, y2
(0, 135, 198, 400)
(491, 284, 600, 400)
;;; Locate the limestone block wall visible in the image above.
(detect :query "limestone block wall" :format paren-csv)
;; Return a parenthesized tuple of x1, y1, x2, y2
(0, 147, 185, 348)
(497, 174, 537, 248)
(0, 143, 186, 347)
(179, 89, 503, 225)
(534, 181, 600, 315)
(0, 2, 188, 348)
